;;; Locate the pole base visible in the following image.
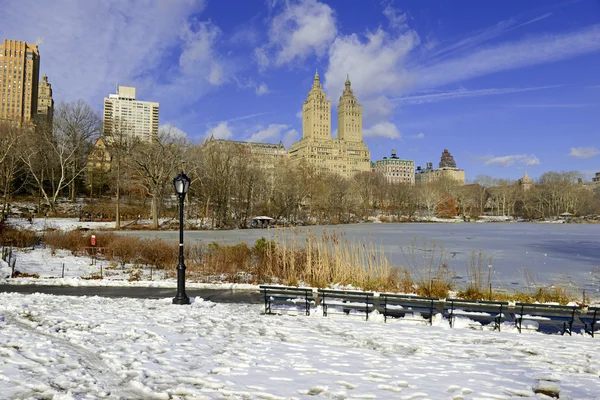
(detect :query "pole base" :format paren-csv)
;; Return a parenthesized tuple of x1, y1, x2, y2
(172, 294, 191, 305)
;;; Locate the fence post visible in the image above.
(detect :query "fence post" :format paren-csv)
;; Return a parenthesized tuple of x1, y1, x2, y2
(100, 263, 103, 279)
(583, 289, 586, 307)
(10, 257, 15, 278)
(489, 284, 493, 301)
(62, 263, 65, 278)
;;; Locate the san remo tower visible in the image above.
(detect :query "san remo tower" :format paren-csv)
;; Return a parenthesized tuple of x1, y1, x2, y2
(289, 71, 370, 178)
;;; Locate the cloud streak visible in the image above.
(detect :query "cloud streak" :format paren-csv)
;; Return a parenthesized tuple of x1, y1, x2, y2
(430, 12, 553, 61)
(393, 86, 560, 105)
(481, 154, 541, 167)
(417, 24, 600, 89)
(508, 103, 596, 108)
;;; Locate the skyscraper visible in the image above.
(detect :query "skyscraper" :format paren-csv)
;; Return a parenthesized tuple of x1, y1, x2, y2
(289, 71, 370, 178)
(103, 85, 159, 142)
(0, 39, 40, 125)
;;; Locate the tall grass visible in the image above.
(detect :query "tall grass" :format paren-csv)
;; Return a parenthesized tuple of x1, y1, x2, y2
(401, 237, 455, 298)
(459, 252, 493, 300)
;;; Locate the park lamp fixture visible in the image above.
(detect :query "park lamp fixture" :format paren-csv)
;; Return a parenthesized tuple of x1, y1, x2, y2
(173, 172, 191, 197)
(172, 171, 191, 305)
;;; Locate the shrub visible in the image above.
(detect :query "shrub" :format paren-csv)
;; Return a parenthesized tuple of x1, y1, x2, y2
(104, 236, 142, 266)
(44, 230, 87, 255)
(139, 239, 177, 268)
(0, 227, 38, 248)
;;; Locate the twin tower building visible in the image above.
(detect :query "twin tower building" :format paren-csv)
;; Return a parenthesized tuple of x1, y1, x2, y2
(289, 71, 370, 178)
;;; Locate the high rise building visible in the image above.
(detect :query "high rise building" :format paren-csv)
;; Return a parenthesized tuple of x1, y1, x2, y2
(103, 85, 159, 142)
(36, 74, 54, 125)
(0, 39, 40, 125)
(289, 71, 370, 178)
(372, 150, 415, 185)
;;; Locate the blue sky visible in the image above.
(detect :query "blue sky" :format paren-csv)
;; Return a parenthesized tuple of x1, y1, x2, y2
(2, 0, 599, 181)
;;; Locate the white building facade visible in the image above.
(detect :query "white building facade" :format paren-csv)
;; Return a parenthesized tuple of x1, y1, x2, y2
(103, 86, 159, 142)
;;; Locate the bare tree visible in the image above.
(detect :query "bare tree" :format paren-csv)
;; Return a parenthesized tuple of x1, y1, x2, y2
(20, 101, 101, 213)
(0, 122, 23, 218)
(104, 119, 139, 229)
(352, 171, 385, 219)
(417, 182, 446, 217)
(129, 127, 188, 228)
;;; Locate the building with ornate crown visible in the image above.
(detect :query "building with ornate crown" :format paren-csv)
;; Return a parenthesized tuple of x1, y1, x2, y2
(415, 149, 465, 185)
(36, 74, 54, 126)
(372, 150, 415, 185)
(288, 71, 370, 178)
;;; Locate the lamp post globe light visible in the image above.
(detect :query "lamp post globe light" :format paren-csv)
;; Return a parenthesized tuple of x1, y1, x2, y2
(173, 171, 191, 305)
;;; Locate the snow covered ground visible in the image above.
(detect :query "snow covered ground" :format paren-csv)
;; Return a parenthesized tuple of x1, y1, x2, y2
(1, 292, 600, 399)
(2, 219, 600, 398)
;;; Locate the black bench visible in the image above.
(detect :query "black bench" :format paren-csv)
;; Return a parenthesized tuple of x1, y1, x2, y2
(514, 303, 578, 335)
(318, 289, 375, 321)
(579, 306, 600, 337)
(260, 285, 316, 316)
(380, 293, 440, 324)
(445, 299, 509, 331)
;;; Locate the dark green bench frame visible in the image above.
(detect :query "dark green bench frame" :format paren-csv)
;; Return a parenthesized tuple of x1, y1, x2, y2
(445, 299, 509, 331)
(580, 306, 600, 337)
(318, 289, 375, 321)
(260, 285, 316, 316)
(515, 302, 577, 335)
(380, 293, 440, 324)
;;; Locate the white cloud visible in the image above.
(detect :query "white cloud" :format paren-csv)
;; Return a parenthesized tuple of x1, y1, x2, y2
(361, 96, 394, 126)
(417, 24, 600, 89)
(205, 122, 233, 140)
(267, 0, 337, 66)
(0, 0, 216, 110)
(383, 4, 408, 31)
(394, 86, 559, 105)
(282, 129, 299, 147)
(179, 20, 225, 86)
(363, 122, 401, 139)
(255, 83, 269, 96)
(322, 28, 418, 131)
(254, 47, 270, 70)
(247, 124, 297, 145)
(482, 154, 540, 167)
(160, 124, 188, 139)
(408, 133, 425, 139)
(324, 28, 418, 100)
(295, 110, 303, 119)
(569, 147, 599, 159)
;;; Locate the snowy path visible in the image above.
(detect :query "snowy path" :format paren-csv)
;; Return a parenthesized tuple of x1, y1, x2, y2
(1, 293, 599, 399)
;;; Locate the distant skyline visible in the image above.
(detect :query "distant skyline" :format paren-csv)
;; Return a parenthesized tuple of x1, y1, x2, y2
(1, 0, 599, 181)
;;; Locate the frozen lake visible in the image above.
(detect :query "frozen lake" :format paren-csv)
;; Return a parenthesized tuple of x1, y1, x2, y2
(117, 223, 600, 293)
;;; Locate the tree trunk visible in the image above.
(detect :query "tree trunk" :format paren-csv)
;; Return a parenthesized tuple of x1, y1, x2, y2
(151, 193, 159, 229)
(115, 161, 121, 230)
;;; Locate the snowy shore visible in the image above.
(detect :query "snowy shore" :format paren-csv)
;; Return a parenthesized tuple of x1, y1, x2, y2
(1, 292, 600, 399)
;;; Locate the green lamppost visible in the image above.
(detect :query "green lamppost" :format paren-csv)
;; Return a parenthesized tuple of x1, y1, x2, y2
(172, 171, 191, 305)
